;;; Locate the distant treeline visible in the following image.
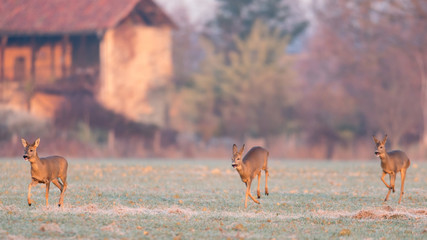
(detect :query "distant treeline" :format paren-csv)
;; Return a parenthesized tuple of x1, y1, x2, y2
(166, 0, 427, 159)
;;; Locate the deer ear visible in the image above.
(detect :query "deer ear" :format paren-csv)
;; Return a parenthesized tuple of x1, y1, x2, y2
(233, 144, 238, 153)
(372, 135, 379, 144)
(34, 138, 40, 148)
(382, 135, 388, 144)
(239, 144, 245, 155)
(21, 138, 28, 148)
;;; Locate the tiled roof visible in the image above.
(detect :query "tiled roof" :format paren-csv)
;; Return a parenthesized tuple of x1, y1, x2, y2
(0, 0, 175, 35)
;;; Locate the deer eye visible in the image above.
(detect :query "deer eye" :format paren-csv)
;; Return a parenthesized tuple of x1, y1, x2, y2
(30, 150, 33, 152)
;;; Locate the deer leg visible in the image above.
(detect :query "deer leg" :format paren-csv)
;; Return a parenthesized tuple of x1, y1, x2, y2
(398, 169, 407, 204)
(45, 182, 50, 206)
(390, 172, 396, 193)
(381, 172, 390, 188)
(27, 180, 38, 206)
(51, 179, 63, 191)
(248, 192, 260, 204)
(58, 177, 67, 207)
(51, 179, 63, 207)
(246, 180, 260, 204)
(257, 172, 261, 199)
(264, 169, 269, 196)
(244, 182, 249, 208)
(381, 172, 392, 201)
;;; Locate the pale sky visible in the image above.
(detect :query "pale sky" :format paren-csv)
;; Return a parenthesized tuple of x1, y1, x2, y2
(155, 0, 217, 27)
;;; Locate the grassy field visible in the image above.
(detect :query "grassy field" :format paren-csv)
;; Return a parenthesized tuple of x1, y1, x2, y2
(0, 158, 426, 239)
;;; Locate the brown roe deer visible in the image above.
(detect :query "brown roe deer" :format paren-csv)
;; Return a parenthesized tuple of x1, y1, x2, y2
(231, 144, 269, 208)
(373, 135, 410, 204)
(21, 138, 68, 207)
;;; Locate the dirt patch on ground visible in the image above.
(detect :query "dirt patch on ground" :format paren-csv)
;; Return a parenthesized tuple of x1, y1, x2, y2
(353, 210, 378, 219)
(352, 207, 427, 220)
(414, 209, 427, 215)
(101, 222, 123, 235)
(82, 204, 99, 212)
(0, 205, 20, 214)
(168, 208, 184, 214)
(39, 223, 62, 233)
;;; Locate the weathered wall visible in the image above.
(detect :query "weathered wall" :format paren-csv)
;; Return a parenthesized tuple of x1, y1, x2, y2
(0, 41, 72, 116)
(98, 23, 173, 126)
(2, 42, 72, 82)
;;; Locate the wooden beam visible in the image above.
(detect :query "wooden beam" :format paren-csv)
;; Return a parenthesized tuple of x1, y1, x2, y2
(80, 35, 87, 67)
(0, 36, 7, 82)
(30, 36, 36, 82)
(50, 42, 55, 79)
(61, 35, 69, 78)
(0, 36, 8, 101)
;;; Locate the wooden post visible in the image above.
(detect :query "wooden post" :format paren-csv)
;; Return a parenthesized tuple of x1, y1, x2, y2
(50, 42, 55, 80)
(0, 36, 7, 81)
(61, 35, 69, 77)
(108, 129, 115, 152)
(153, 130, 161, 154)
(80, 35, 86, 67)
(30, 36, 36, 82)
(0, 36, 7, 101)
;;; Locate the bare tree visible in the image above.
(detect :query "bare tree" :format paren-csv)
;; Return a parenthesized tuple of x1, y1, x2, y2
(303, 0, 424, 148)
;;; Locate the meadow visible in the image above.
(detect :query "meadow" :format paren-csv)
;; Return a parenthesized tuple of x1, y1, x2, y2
(0, 158, 426, 239)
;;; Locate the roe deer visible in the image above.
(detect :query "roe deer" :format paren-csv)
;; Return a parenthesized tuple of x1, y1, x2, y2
(373, 135, 410, 204)
(21, 138, 68, 207)
(231, 144, 269, 208)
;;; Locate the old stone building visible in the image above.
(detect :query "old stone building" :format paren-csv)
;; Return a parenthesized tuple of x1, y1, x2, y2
(0, 0, 175, 126)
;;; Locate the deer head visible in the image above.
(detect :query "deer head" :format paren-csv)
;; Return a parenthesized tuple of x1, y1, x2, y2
(21, 138, 40, 163)
(231, 144, 245, 170)
(373, 135, 387, 158)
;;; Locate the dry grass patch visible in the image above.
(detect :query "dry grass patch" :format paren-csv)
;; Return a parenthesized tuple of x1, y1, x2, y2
(352, 206, 427, 220)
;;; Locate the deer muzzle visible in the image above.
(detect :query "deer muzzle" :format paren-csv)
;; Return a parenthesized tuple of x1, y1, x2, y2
(232, 163, 238, 168)
(374, 151, 380, 157)
(23, 155, 29, 161)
